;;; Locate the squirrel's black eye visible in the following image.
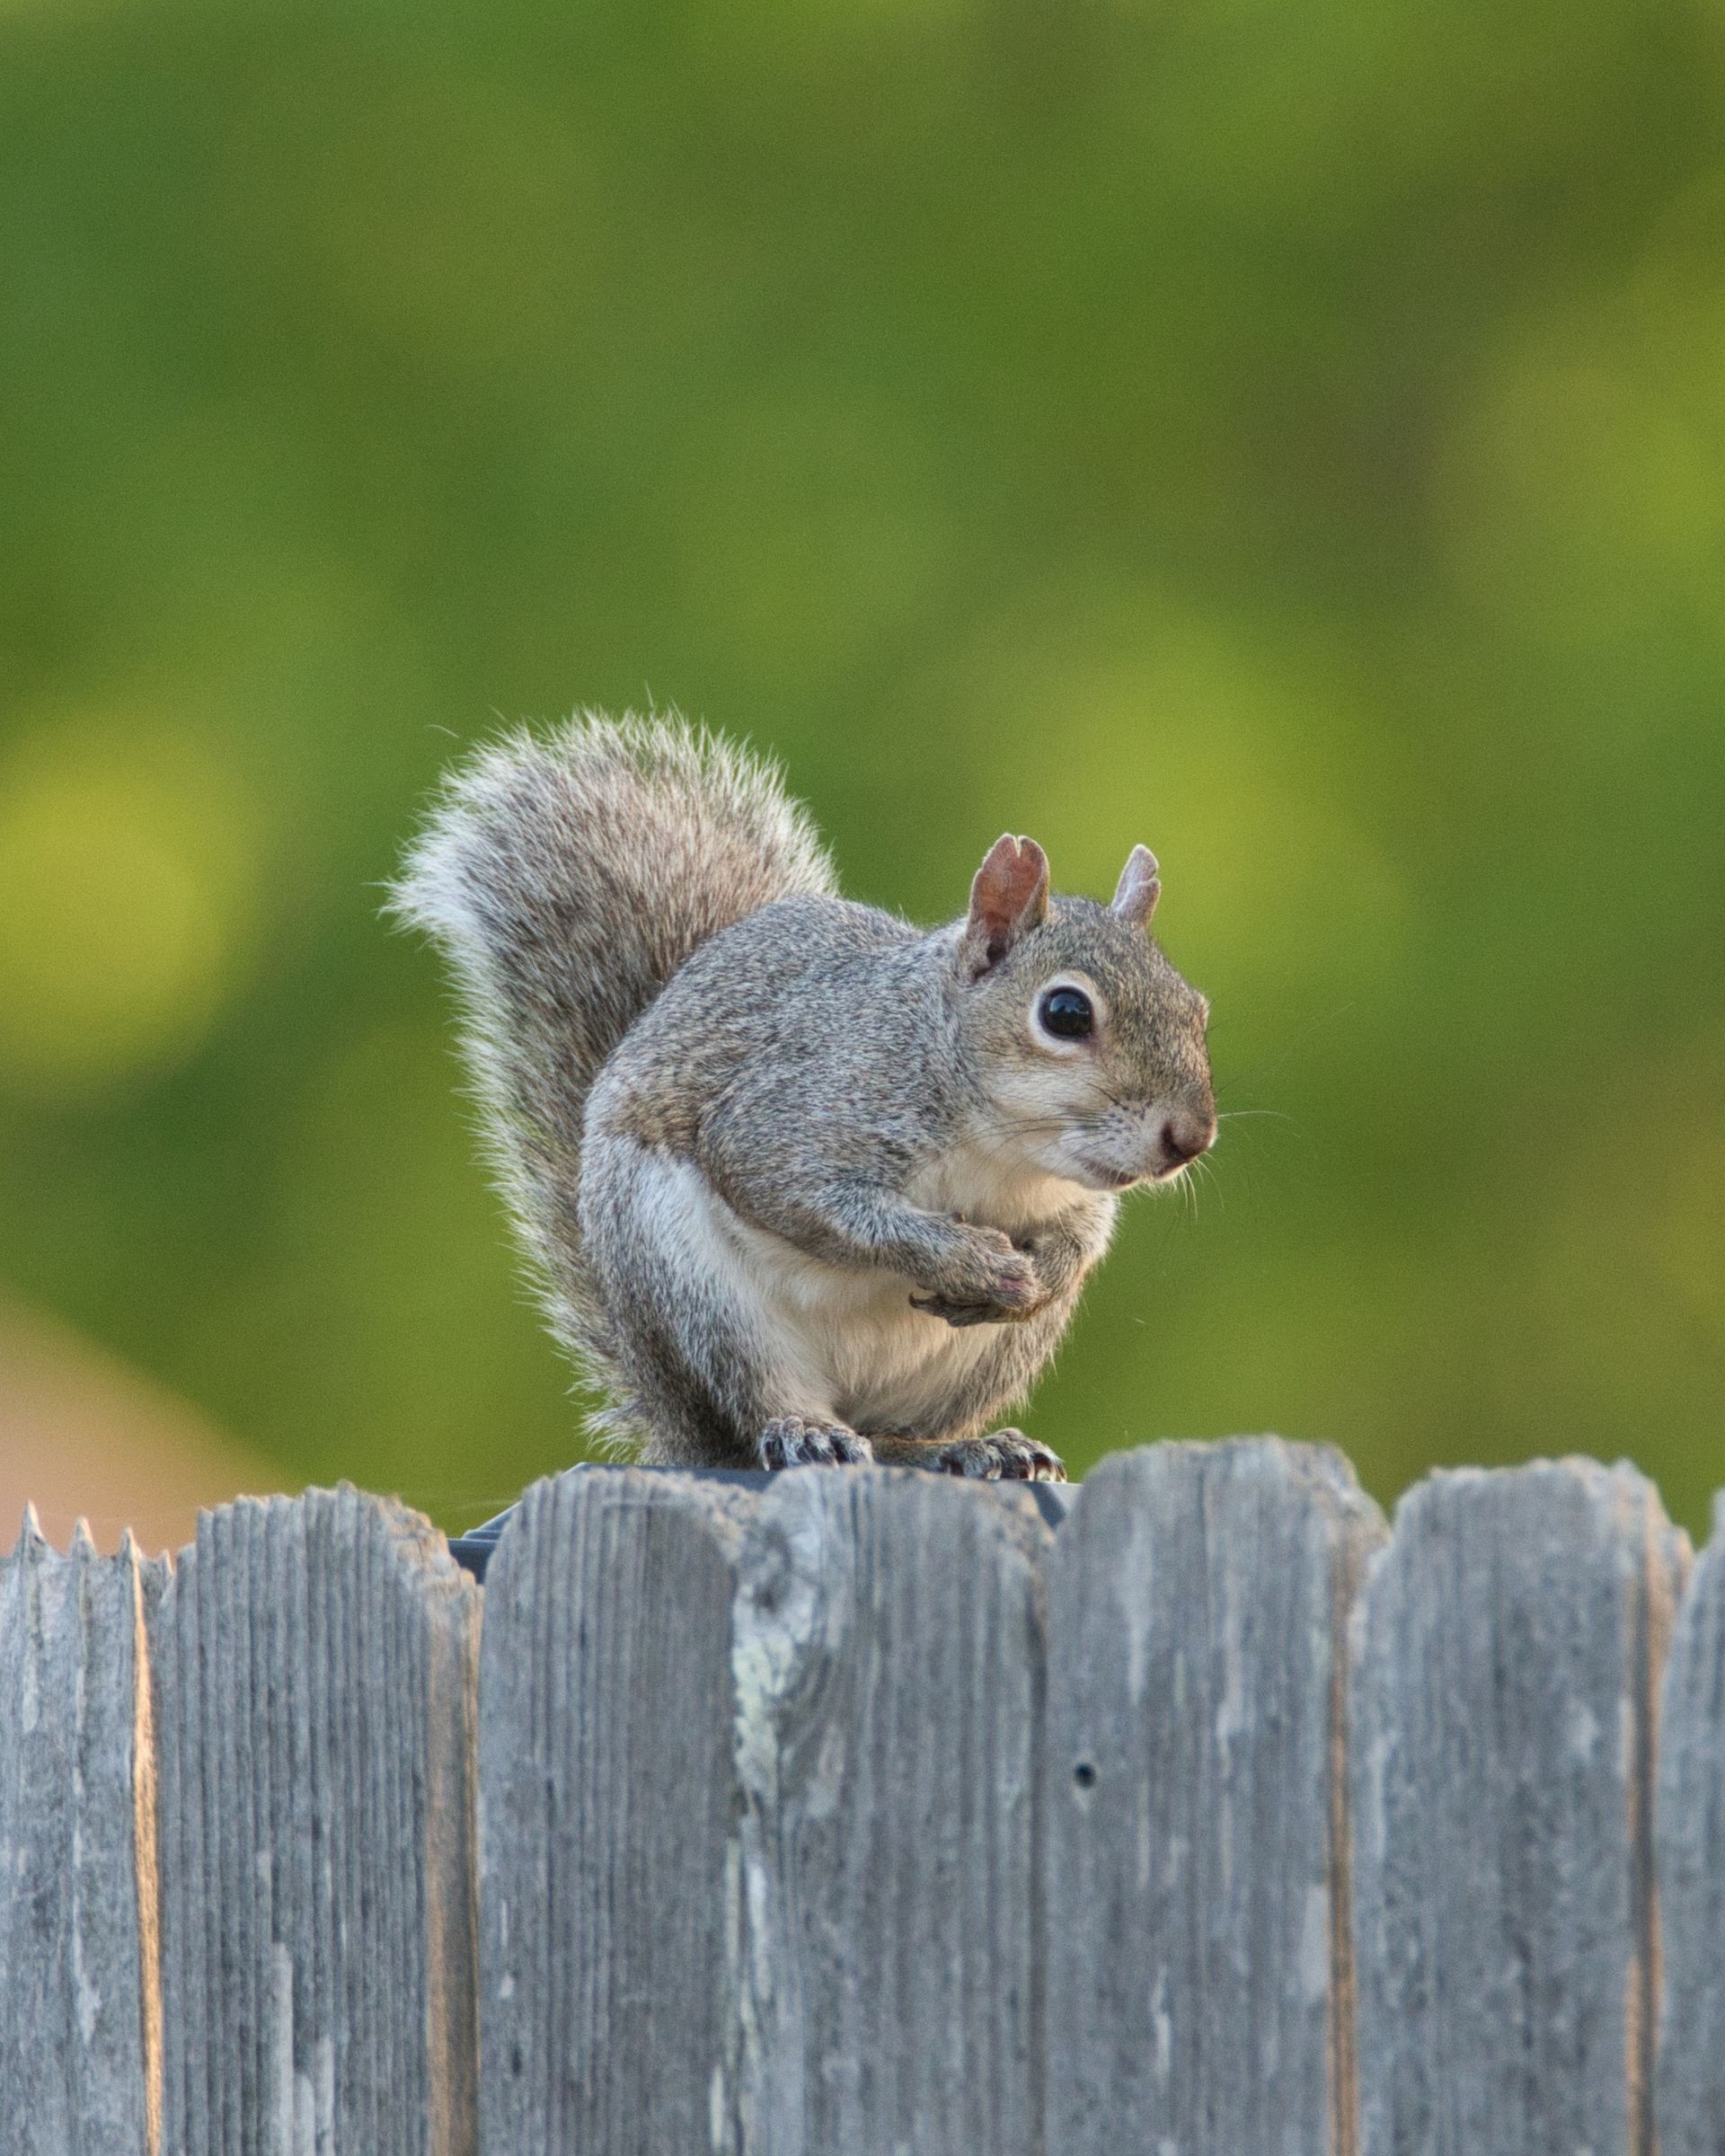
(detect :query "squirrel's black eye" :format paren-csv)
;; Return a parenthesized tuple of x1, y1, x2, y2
(1038, 986, 1094, 1040)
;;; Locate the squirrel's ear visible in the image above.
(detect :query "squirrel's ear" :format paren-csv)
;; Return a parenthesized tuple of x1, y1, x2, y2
(963, 834, 1050, 976)
(1110, 844, 1161, 930)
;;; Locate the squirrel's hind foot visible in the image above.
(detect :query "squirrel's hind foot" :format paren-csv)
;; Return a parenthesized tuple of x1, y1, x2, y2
(876, 1431, 1066, 1481)
(758, 1418, 875, 1471)
(941, 1431, 1066, 1481)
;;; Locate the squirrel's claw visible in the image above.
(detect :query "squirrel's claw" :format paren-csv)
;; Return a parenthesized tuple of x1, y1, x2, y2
(758, 1418, 874, 1471)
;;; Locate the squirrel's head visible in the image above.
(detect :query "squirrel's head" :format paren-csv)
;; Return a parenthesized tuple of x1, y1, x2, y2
(951, 834, 1216, 1195)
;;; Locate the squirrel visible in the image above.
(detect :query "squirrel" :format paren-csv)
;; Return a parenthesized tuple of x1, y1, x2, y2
(393, 713, 1215, 1481)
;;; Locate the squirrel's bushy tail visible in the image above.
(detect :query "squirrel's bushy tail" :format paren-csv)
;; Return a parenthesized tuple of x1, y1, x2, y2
(392, 712, 837, 1423)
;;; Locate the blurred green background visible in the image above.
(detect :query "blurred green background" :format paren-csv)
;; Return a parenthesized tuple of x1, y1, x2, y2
(1, 0, 1721, 1542)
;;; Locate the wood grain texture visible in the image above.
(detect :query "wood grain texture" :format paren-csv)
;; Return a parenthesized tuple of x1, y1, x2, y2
(1654, 1489, 1725, 2155)
(0, 1512, 164, 2156)
(479, 1465, 1049, 2156)
(13, 1444, 1725, 2150)
(148, 1486, 480, 2156)
(731, 1469, 1050, 2156)
(477, 1468, 750, 2156)
(1352, 1458, 1685, 2156)
(1042, 1437, 1385, 2156)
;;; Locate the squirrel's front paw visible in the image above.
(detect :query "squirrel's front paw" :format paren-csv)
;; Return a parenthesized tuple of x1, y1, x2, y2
(924, 1430, 1066, 1481)
(759, 1418, 875, 1470)
(916, 1223, 1040, 1321)
(910, 1289, 1045, 1328)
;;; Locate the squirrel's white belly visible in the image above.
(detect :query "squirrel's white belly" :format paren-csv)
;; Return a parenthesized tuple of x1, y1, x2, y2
(904, 1136, 1075, 1233)
(694, 1183, 997, 1430)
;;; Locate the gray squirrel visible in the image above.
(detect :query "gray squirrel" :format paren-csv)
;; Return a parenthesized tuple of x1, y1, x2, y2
(394, 714, 1215, 1480)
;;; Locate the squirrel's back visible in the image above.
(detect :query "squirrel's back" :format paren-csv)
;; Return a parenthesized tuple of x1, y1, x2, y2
(391, 712, 838, 1409)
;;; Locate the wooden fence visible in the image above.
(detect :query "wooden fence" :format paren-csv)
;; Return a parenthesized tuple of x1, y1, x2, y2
(2, 1437, 1722, 2153)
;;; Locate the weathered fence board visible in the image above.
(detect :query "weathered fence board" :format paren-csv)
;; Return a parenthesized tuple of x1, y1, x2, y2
(478, 1467, 1052, 2156)
(1351, 1459, 1686, 2156)
(0, 1514, 163, 2156)
(477, 1468, 748, 2156)
(731, 1471, 1050, 2156)
(8, 1443, 1725, 2152)
(1044, 1437, 1386, 2154)
(148, 1486, 480, 2156)
(1654, 1489, 1725, 2154)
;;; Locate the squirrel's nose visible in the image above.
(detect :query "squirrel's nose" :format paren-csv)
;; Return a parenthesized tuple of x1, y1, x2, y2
(1160, 1110, 1216, 1167)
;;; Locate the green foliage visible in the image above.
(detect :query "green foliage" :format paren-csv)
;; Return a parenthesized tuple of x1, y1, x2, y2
(2, 0, 1721, 1531)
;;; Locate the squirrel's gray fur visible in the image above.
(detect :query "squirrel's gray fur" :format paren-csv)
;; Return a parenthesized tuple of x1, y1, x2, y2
(394, 711, 1215, 1480)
